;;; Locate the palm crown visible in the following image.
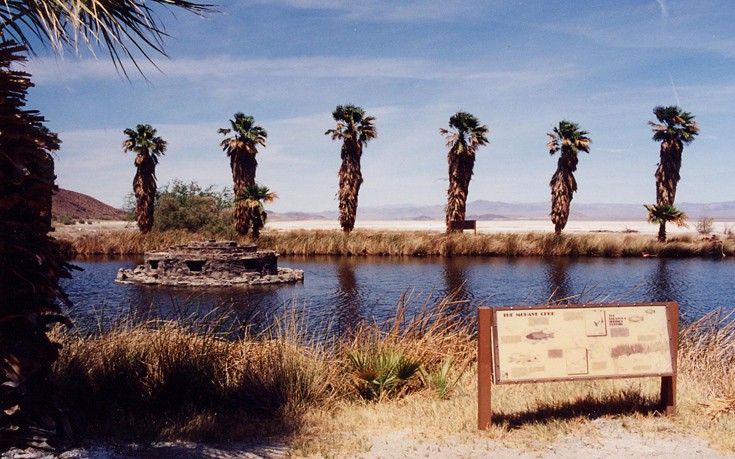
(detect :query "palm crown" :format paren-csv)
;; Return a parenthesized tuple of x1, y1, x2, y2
(440, 112, 489, 152)
(219, 113, 267, 156)
(547, 121, 591, 156)
(649, 106, 699, 144)
(325, 104, 377, 145)
(123, 124, 167, 165)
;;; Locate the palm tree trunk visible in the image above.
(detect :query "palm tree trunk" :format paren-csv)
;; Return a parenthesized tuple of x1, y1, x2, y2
(655, 140, 682, 206)
(338, 141, 362, 233)
(231, 151, 257, 236)
(550, 152, 578, 235)
(446, 145, 474, 230)
(658, 221, 667, 242)
(0, 40, 73, 445)
(133, 153, 157, 233)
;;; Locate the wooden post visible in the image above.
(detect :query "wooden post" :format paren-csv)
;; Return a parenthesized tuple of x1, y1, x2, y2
(478, 307, 493, 429)
(661, 302, 678, 416)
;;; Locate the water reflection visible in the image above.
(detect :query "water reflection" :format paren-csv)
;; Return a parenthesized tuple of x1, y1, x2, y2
(332, 257, 366, 336)
(544, 258, 574, 303)
(62, 256, 735, 330)
(645, 259, 688, 307)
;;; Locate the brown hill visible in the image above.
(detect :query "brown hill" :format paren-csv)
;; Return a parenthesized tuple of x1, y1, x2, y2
(52, 188, 127, 221)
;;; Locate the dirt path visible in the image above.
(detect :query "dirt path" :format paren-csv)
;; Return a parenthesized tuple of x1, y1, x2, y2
(4, 419, 732, 458)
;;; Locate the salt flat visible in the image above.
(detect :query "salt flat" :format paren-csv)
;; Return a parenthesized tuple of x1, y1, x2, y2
(267, 219, 734, 235)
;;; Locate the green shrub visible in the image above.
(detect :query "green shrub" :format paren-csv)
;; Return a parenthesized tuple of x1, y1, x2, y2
(153, 180, 234, 235)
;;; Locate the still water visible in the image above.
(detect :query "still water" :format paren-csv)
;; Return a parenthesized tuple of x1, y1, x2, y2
(61, 255, 734, 330)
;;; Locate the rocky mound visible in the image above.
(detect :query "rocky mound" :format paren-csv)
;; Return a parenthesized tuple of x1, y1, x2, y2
(52, 188, 127, 221)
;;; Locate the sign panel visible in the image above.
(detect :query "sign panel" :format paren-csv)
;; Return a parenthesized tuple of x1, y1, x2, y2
(492, 304, 675, 383)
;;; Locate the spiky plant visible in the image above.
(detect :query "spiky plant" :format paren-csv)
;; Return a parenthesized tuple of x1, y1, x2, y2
(0, 40, 74, 448)
(440, 112, 489, 230)
(219, 113, 267, 236)
(325, 104, 377, 233)
(123, 124, 167, 234)
(547, 120, 591, 235)
(645, 203, 688, 242)
(237, 183, 278, 239)
(649, 106, 699, 238)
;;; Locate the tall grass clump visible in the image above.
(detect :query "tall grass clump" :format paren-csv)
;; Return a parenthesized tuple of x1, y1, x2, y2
(50, 309, 335, 440)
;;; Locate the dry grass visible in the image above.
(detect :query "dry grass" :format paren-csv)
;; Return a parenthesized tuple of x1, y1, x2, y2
(50, 300, 735, 454)
(59, 228, 735, 258)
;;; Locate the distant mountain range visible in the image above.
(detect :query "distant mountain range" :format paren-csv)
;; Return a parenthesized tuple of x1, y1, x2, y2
(53, 188, 735, 222)
(271, 200, 735, 221)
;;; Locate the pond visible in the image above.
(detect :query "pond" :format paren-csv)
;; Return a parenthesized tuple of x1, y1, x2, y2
(60, 255, 735, 332)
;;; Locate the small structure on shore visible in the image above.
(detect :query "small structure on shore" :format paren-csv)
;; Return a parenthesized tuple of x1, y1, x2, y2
(115, 240, 303, 286)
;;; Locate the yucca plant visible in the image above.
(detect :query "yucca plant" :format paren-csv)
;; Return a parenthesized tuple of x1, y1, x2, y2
(347, 348, 422, 401)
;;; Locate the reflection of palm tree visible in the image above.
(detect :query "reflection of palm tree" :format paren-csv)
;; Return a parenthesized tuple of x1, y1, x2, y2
(334, 258, 363, 336)
(545, 258, 573, 303)
(646, 259, 685, 306)
(441, 258, 473, 311)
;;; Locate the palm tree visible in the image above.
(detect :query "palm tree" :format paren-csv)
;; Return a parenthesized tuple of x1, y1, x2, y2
(325, 104, 377, 233)
(645, 204, 688, 242)
(650, 105, 699, 237)
(123, 124, 167, 234)
(219, 113, 267, 236)
(238, 183, 278, 239)
(1, 1, 212, 447)
(0, 41, 75, 446)
(0, 1, 211, 77)
(440, 112, 489, 230)
(547, 120, 591, 235)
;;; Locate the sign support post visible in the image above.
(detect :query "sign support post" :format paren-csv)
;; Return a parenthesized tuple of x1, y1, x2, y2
(478, 307, 493, 430)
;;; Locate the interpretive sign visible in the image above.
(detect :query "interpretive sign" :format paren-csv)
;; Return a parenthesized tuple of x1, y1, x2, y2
(477, 303, 678, 429)
(493, 304, 674, 382)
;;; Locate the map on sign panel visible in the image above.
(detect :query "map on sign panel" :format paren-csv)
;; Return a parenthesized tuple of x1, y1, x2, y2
(492, 305, 674, 383)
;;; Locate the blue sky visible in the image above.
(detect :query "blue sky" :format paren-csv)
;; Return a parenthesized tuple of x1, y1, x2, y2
(21, 0, 735, 212)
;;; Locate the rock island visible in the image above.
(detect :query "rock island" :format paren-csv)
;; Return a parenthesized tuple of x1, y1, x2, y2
(115, 240, 304, 286)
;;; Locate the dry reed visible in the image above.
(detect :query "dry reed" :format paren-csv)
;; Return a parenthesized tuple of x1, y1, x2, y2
(59, 228, 735, 258)
(48, 292, 735, 451)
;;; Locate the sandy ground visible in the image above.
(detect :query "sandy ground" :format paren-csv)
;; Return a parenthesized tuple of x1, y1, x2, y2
(5, 419, 733, 458)
(54, 219, 735, 236)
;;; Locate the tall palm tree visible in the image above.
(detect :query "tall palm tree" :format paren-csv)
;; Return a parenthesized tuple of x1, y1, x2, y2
(547, 120, 591, 235)
(325, 104, 377, 233)
(645, 204, 688, 242)
(1, 1, 212, 447)
(649, 105, 699, 237)
(238, 183, 278, 239)
(0, 40, 74, 447)
(219, 113, 267, 236)
(123, 124, 167, 234)
(440, 112, 489, 230)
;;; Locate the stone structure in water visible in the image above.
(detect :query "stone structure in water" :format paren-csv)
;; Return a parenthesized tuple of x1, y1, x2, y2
(115, 240, 303, 286)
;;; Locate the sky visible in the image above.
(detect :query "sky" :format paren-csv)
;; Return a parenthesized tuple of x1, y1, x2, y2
(19, 0, 735, 212)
